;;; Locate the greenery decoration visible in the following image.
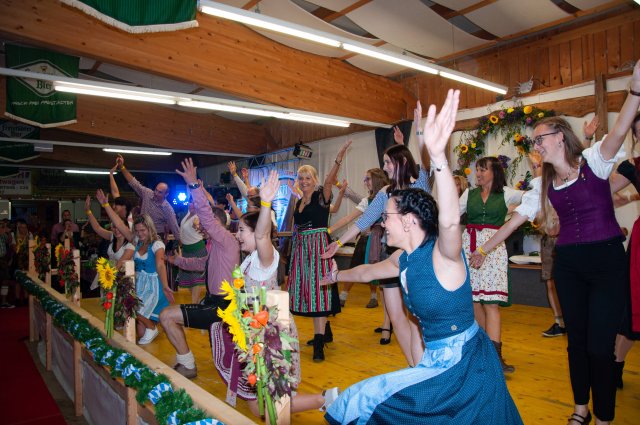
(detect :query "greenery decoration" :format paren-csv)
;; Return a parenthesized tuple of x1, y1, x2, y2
(15, 271, 220, 425)
(454, 104, 554, 180)
(54, 244, 79, 298)
(32, 237, 51, 281)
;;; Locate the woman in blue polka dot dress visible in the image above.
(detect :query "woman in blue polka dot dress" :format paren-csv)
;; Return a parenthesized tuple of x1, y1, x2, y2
(321, 90, 522, 424)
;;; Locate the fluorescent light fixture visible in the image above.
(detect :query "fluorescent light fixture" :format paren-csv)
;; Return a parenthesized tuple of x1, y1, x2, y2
(103, 148, 172, 156)
(54, 81, 177, 105)
(281, 113, 349, 127)
(34, 143, 53, 153)
(200, 1, 341, 47)
(65, 169, 115, 175)
(438, 71, 507, 95)
(343, 43, 438, 75)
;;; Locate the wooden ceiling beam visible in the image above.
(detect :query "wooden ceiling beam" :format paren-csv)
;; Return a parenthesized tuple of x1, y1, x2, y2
(0, 0, 405, 124)
(0, 79, 272, 156)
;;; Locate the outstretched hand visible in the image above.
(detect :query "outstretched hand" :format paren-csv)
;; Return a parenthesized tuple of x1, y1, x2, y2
(116, 154, 124, 168)
(84, 195, 91, 212)
(422, 89, 460, 162)
(583, 116, 600, 140)
(95, 189, 109, 206)
(227, 161, 237, 175)
(319, 259, 339, 286)
(321, 242, 339, 259)
(259, 170, 280, 204)
(176, 158, 198, 185)
(392, 126, 404, 145)
(336, 140, 352, 163)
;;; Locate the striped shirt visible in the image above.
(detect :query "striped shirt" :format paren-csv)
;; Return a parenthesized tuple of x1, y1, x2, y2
(128, 177, 180, 239)
(355, 167, 432, 231)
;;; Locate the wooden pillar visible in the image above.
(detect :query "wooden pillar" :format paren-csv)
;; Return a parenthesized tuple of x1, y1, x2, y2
(126, 388, 137, 424)
(45, 313, 52, 371)
(28, 240, 36, 276)
(266, 290, 291, 425)
(595, 74, 608, 139)
(28, 295, 37, 342)
(72, 249, 81, 307)
(123, 260, 136, 343)
(73, 340, 83, 416)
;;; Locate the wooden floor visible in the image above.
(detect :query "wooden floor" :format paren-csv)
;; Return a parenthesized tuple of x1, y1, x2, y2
(81, 284, 639, 424)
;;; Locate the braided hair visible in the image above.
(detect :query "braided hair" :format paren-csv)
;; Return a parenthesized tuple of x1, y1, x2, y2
(390, 188, 438, 241)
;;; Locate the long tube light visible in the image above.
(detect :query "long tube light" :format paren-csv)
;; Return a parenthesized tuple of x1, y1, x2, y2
(54, 81, 177, 105)
(65, 169, 115, 175)
(199, 2, 341, 48)
(199, 1, 508, 95)
(102, 148, 172, 156)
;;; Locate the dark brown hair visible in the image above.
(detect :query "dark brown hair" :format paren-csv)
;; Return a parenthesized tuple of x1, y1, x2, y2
(384, 144, 419, 193)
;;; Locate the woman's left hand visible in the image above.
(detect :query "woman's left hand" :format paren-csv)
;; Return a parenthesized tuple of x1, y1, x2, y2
(468, 250, 485, 269)
(259, 170, 280, 203)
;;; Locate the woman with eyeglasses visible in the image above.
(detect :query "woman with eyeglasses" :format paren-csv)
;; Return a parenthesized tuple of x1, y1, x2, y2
(469, 61, 640, 425)
(323, 102, 433, 366)
(459, 156, 523, 374)
(323, 90, 522, 424)
(328, 168, 390, 341)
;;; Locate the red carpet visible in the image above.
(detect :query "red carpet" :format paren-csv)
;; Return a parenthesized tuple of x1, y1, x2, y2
(0, 306, 67, 425)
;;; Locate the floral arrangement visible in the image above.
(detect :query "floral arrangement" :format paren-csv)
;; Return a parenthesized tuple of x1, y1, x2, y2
(15, 271, 217, 425)
(454, 104, 553, 180)
(32, 236, 50, 281)
(95, 258, 140, 338)
(55, 243, 79, 298)
(515, 171, 533, 191)
(217, 266, 298, 424)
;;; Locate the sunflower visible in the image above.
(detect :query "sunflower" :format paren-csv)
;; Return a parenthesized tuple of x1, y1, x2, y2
(98, 263, 117, 290)
(459, 144, 469, 154)
(538, 112, 544, 118)
(55, 244, 63, 262)
(464, 167, 472, 175)
(217, 305, 246, 351)
(489, 115, 499, 124)
(471, 142, 476, 149)
(523, 105, 533, 114)
(507, 107, 514, 113)
(517, 145, 526, 154)
(514, 133, 522, 142)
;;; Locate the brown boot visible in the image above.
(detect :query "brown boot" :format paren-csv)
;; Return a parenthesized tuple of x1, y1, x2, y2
(492, 340, 515, 374)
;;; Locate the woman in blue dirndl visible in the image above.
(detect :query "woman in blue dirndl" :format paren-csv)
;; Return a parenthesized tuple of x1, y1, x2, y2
(322, 90, 522, 424)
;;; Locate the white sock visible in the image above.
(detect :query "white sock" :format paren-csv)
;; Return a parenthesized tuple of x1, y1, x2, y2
(339, 291, 348, 301)
(176, 351, 196, 369)
(370, 293, 378, 300)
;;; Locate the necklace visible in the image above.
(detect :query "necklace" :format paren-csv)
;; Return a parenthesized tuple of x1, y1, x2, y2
(559, 166, 577, 185)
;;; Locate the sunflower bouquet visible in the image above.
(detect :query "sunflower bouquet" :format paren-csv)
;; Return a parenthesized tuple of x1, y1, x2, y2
(217, 266, 298, 424)
(32, 236, 50, 281)
(96, 258, 119, 338)
(55, 243, 79, 299)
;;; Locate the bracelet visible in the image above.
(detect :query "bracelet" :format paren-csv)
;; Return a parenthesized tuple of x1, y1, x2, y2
(432, 159, 448, 172)
(101, 202, 109, 208)
(188, 182, 200, 189)
(477, 246, 488, 256)
(630, 88, 640, 97)
(336, 239, 343, 247)
(416, 130, 424, 136)
(86, 210, 93, 215)
(327, 228, 332, 235)
(335, 160, 342, 166)
(260, 200, 271, 208)
(120, 165, 125, 170)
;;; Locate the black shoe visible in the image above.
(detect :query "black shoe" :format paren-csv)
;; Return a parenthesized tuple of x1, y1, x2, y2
(374, 324, 392, 334)
(568, 411, 591, 424)
(614, 360, 624, 389)
(379, 328, 392, 345)
(542, 323, 566, 337)
(306, 322, 333, 345)
(313, 334, 325, 362)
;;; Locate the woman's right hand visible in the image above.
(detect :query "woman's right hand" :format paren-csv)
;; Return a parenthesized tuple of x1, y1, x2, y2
(95, 189, 109, 206)
(84, 195, 91, 212)
(321, 242, 339, 259)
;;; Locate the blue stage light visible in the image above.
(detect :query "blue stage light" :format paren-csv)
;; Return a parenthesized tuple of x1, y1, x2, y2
(177, 192, 188, 202)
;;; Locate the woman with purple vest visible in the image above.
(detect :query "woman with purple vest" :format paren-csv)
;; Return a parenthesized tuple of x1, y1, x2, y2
(469, 60, 640, 425)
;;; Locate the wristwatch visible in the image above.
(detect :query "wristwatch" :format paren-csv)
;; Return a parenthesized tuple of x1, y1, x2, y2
(188, 182, 201, 189)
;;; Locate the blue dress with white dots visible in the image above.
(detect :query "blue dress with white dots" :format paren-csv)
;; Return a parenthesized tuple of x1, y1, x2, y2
(326, 239, 522, 424)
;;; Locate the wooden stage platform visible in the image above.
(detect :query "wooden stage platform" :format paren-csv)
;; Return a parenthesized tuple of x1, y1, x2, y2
(79, 283, 639, 424)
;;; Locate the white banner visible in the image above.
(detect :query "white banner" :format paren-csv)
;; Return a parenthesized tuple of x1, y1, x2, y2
(0, 170, 31, 195)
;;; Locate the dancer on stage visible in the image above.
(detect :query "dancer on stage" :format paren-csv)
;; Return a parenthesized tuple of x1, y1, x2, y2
(322, 89, 522, 424)
(469, 60, 640, 424)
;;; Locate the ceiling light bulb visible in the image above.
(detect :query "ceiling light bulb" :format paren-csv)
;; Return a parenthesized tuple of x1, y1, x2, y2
(54, 82, 177, 105)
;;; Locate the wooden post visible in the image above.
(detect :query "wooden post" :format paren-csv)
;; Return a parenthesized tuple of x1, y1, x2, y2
(265, 290, 291, 425)
(28, 295, 37, 342)
(45, 313, 52, 371)
(73, 340, 83, 416)
(123, 260, 136, 343)
(45, 244, 52, 287)
(595, 74, 608, 139)
(28, 240, 36, 276)
(125, 387, 137, 424)
(72, 249, 81, 307)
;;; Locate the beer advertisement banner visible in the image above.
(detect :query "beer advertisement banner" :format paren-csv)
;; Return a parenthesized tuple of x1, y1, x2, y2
(5, 44, 78, 127)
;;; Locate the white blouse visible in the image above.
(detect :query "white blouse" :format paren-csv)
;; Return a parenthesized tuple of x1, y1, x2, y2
(180, 213, 203, 245)
(240, 247, 280, 291)
(458, 187, 524, 214)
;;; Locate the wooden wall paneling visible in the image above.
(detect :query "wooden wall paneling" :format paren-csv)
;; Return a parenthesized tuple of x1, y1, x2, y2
(619, 22, 634, 66)
(558, 42, 572, 85)
(0, 0, 405, 124)
(582, 34, 595, 81)
(569, 38, 583, 84)
(593, 31, 608, 76)
(606, 27, 621, 73)
(518, 49, 530, 87)
(548, 44, 561, 87)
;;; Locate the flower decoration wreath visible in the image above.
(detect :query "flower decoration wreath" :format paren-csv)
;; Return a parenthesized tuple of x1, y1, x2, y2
(55, 243, 79, 298)
(32, 237, 50, 281)
(454, 104, 554, 180)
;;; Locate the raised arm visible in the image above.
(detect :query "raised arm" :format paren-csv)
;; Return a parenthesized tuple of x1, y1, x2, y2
(229, 162, 249, 198)
(256, 170, 279, 268)
(226, 193, 243, 220)
(116, 154, 134, 183)
(414, 101, 431, 171)
(328, 208, 363, 234)
(84, 195, 112, 240)
(321, 249, 401, 286)
(330, 180, 348, 214)
(95, 189, 134, 242)
(393, 125, 404, 145)
(422, 90, 462, 263)
(109, 164, 121, 198)
(600, 60, 640, 160)
(323, 140, 351, 201)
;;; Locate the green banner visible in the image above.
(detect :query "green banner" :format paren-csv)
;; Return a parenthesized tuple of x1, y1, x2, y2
(0, 119, 40, 163)
(5, 44, 78, 128)
(61, 0, 198, 33)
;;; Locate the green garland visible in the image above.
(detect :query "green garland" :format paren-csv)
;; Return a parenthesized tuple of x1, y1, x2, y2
(454, 104, 555, 181)
(15, 271, 222, 425)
